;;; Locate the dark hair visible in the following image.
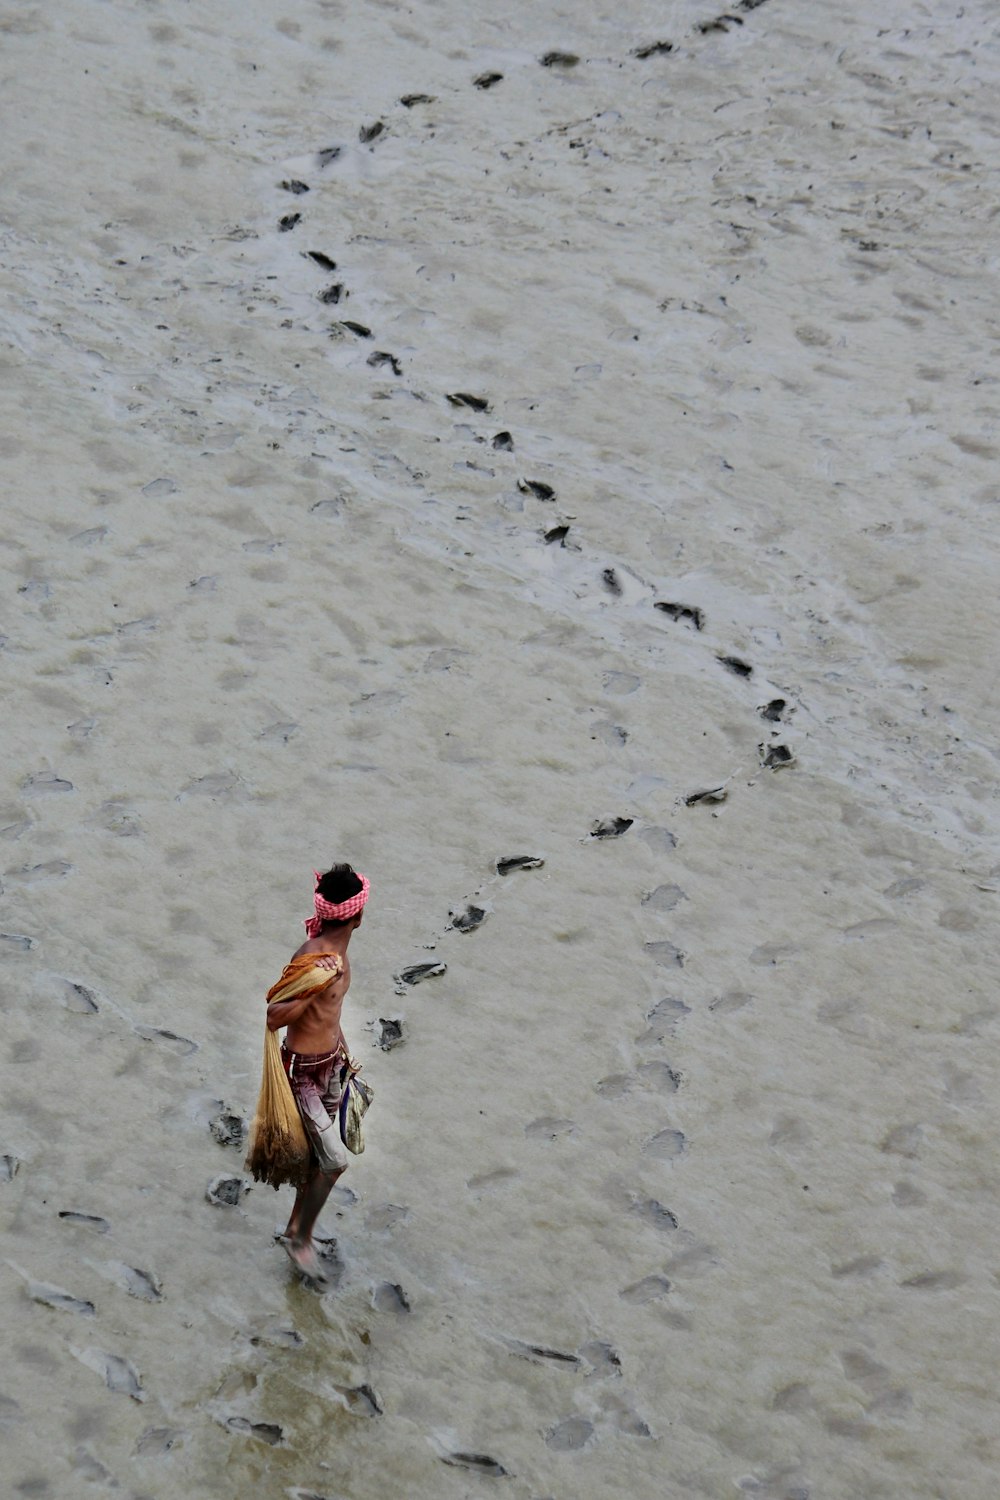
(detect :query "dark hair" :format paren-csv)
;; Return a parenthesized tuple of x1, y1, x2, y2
(316, 863, 362, 909)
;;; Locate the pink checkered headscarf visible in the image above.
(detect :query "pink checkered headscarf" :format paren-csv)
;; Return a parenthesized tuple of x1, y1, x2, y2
(304, 870, 370, 938)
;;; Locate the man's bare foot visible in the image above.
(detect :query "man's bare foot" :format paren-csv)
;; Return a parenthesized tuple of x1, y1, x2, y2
(282, 1237, 328, 1284)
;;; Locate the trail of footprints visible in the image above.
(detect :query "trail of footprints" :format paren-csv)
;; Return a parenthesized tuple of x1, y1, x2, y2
(9, 13, 796, 829)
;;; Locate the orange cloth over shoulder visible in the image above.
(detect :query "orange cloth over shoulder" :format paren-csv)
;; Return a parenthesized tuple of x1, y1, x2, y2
(245, 954, 342, 1191)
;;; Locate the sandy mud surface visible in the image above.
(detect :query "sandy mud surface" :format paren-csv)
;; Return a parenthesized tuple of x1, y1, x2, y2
(2, 2, 999, 1496)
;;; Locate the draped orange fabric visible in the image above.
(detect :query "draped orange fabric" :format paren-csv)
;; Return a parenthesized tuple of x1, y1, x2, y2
(244, 957, 340, 1190)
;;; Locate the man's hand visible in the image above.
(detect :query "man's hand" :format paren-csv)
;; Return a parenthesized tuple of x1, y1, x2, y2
(314, 955, 341, 973)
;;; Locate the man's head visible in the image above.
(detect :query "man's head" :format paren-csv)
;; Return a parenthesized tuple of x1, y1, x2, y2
(303, 863, 370, 938)
(316, 864, 365, 929)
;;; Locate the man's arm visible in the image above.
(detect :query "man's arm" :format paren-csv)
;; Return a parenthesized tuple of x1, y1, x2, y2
(265, 993, 317, 1032)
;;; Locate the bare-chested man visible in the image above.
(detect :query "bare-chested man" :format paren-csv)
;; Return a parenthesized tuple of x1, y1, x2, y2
(266, 863, 370, 1282)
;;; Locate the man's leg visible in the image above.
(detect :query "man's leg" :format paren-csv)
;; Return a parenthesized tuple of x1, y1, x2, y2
(281, 1065, 347, 1279)
(283, 1166, 344, 1278)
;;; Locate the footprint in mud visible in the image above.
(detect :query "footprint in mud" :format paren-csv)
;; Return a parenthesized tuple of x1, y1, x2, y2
(500, 1338, 580, 1369)
(517, 478, 556, 500)
(1, 930, 34, 954)
(880, 1124, 923, 1158)
(642, 883, 687, 913)
(359, 120, 385, 144)
(278, 213, 301, 232)
(540, 50, 580, 68)
(664, 1243, 717, 1277)
(638, 997, 691, 1043)
(467, 1168, 519, 1193)
(305, 249, 337, 270)
(496, 855, 544, 875)
(141, 476, 177, 497)
(769, 1115, 811, 1148)
(770, 1381, 814, 1413)
(225, 1416, 283, 1445)
(492, 430, 514, 450)
(6, 859, 73, 883)
(602, 671, 640, 695)
(595, 1072, 632, 1099)
(629, 1197, 678, 1231)
(580, 1340, 622, 1377)
(394, 961, 446, 993)
(684, 785, 727, 807)
(206, 1175, 248, 1207)
(209, 1110, 247, 1149)
(335, 1382, 383, 1416)
(258, 721, 299, 743)
(59, 1211, 110, 1234)
(599, 1391, 653, 1438)
(113, 1264, 162, 1302)
(373, 1282, 410, 1314)
(632, 39, 674, 57)
(62, 981, 99, 1014)
(758, 697, 787, 722)
(891, 1180, 926, 1208)
(446, 392, 491, 412)
(26, 1280, 95, 1316)
(840, 1350, 913, 1421)
(525, 1117, 577, 1141)
(73, 1348, 144, 1401)
(134, 1427, 186, 1456)
(545, 1416, 594, 1451)
(590, 816, 633, 838)
(400, 92, 436, 106)
(602, 567, 622, 596)
(318, 282, 344, 304)
(883, 877, 924, 899)
(900, 1270, 966, 1291)
(22, 772, 74, 795)
(377, 1018, 404, 1051)
(367, 350, 402, 375)
(642, 1129, 686, 1161)
(644, 940, 685, 968)
(73, 1448, 116, 1486)
(749, 942, 798, 966)
(591, 720, 628, 746)
(635, 1061, 681, 1092)
(620, 1274, 671, 1304)
(654, 601, 704, 630)
(1, 1154, 19, 1181)
(841, 917, 898, 941)
(697, 14, 744, 33)
(440, 1451, 510, 1477)
(250, 1326, 305, 1352)
(717, 654, 753, 678)
(134, 1025, 199, 1056)
(316, 146, 342, 167)
(474, 71, 504, 89)
(831, 1256, 883, 1279)
(449, 903, 488, 933)
(637, 825, 677, 852)
(709, 990, 753, 1015)
(759, 743, 794, 770)
(365, 1203, 410, 1232)
(279, 179, 310, 194)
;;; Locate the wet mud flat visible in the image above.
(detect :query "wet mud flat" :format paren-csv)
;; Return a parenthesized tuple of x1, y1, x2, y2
(2, 1, 1000, 1497)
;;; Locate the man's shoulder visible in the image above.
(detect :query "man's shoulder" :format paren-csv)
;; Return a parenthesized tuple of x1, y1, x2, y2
(292, 942, 344, 972)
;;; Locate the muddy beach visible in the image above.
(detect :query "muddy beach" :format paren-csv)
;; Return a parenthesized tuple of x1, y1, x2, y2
(2, 2, 1000, 1496)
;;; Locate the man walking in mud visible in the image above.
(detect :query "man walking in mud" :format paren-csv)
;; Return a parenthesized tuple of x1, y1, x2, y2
(245, 864, 370, 1283)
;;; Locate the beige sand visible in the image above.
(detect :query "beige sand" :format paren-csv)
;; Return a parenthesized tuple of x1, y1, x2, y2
(2, 1, 1000, 1496)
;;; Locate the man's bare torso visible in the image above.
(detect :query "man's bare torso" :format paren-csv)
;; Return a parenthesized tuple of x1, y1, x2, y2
(284, 938, 352, 1054)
